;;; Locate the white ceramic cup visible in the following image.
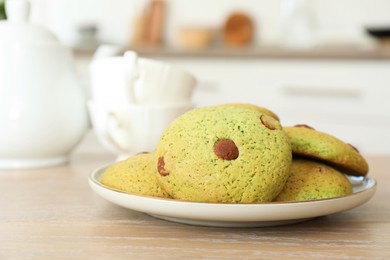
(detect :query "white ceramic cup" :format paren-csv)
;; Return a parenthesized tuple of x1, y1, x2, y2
(133, 57, 197, 104)
(89, 57, 135, 106)
(88, 101, 194, 160)
(89, 53, 197, 106)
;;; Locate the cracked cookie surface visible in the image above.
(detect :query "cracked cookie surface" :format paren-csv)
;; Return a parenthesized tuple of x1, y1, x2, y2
(155, 105, 292, 203)
(284, 125, 369, 176)
(274, 159, 353, 202)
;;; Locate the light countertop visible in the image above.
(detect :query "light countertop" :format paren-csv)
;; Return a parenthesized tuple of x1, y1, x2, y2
(0, 131, 389, 259)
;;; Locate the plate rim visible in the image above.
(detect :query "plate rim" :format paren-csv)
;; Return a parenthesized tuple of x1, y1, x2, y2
(88, 164, 377, 224)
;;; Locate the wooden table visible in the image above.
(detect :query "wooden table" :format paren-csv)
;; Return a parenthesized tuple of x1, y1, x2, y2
(1, 132, 389, 259)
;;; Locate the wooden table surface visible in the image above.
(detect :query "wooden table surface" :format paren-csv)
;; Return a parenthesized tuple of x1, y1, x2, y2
(1, 132, 389, 260)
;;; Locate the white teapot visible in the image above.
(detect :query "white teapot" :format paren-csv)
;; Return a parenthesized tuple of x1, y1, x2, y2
(0, 0, 89, 169)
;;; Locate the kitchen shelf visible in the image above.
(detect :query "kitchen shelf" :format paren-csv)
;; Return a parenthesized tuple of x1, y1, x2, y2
(126, 44, 390, 60)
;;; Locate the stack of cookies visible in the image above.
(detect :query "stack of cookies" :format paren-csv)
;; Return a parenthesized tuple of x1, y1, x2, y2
(101, 103, 369, 203)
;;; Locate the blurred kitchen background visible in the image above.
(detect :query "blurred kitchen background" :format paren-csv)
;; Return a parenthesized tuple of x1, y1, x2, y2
(15, 0, 390, 50)
(1, 0, 390, 155)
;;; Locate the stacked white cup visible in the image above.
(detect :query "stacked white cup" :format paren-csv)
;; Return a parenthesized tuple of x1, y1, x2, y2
(88, 47, 197, 160)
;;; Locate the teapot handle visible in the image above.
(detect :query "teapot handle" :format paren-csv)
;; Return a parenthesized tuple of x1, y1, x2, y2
(6, 0, 30, 23)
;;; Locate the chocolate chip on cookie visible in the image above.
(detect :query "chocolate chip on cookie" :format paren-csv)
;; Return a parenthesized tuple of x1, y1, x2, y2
(157, 156, 169, 176)
(214, 139, 239, 160)
(294, 124, 314, 129)
(260, 115, 276, 130)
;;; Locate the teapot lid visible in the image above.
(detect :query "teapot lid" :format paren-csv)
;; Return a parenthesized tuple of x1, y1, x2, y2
(0, 0, 59, 46)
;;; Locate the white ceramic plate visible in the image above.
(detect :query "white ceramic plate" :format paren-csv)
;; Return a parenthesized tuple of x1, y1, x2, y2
(89, 165, 377, 227)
